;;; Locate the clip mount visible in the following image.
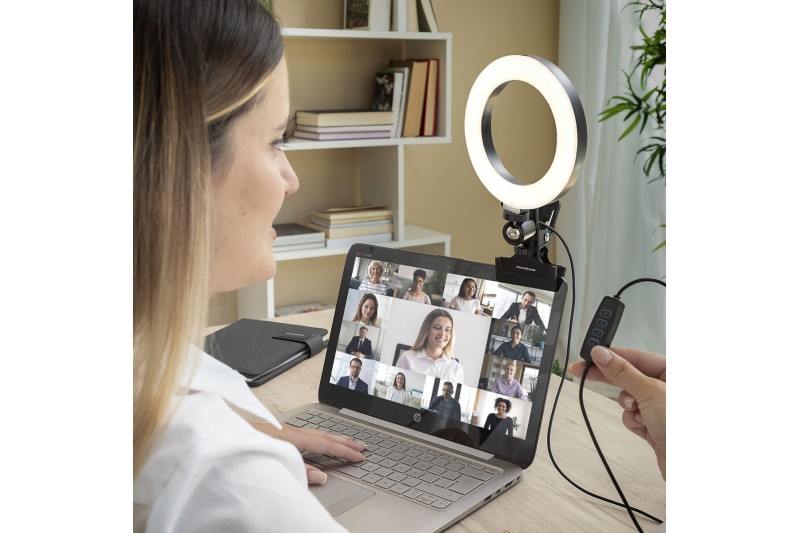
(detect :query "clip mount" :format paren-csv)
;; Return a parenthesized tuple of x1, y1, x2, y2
(495, 201, 565, 292)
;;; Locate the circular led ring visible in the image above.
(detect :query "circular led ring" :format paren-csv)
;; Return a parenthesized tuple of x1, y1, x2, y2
(464, 55, 587, 211)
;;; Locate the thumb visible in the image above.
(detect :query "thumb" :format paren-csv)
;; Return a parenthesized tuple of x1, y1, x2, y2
(590, 346, 650, 398)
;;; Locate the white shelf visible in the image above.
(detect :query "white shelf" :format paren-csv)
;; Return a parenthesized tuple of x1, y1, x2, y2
(273, 225, 451, 261)
(286, 136, 450, 151)
(281, 28, 451, 41)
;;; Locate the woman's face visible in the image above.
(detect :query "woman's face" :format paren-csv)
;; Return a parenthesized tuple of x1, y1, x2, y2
(426, 316, 452, 350)
(369, 263, 383, 280)
(395, 374, 405, 388)
(463, 280, 476, 298)
(496, 401, 507, 416)
(209, 58, 298, 295)
(413, 276, 425, 291)
(360, 298, 376, 319)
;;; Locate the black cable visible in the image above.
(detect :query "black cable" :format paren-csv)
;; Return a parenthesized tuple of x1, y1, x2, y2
(615, 277, 666, 298)
(539, 222, 663, 526)
(579, 364, 643, 532)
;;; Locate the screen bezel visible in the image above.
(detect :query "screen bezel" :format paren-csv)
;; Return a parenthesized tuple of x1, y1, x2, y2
(318, 244, 568, 468)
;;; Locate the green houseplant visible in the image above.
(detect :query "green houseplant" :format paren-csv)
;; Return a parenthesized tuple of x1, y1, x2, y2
(599, 0, 666, 250)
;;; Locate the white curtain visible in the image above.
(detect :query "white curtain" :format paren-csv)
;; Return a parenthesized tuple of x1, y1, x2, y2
(555, 0, 666, 389)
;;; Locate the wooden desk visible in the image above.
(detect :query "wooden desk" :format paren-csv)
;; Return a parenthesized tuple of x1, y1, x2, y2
(214, 310, 666, 532)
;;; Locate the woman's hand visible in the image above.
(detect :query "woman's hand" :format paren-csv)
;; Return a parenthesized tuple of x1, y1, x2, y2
(253, 422, 367, 485)
(570, 345, 666, 480)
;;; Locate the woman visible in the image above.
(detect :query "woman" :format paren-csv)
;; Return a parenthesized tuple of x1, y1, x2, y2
(449, 277, 481, 315)
(133, 2, 362, 530)
(484, 398, 514, 436)
(402, 269, 431, 305)
(384, 372, 411, 405)
(358, 260, 389, 295)
(396, 309, 463, 383)
(352, 292, 380, 326)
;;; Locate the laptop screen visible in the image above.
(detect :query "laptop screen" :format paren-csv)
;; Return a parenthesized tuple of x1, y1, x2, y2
(318, 244, 568, 467)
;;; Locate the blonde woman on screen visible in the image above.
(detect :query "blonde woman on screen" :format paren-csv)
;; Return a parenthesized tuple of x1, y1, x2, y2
(396, 309, 464, 383)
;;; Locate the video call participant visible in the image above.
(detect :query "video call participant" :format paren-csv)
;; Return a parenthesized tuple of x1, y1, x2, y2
(449, 277, 482, 315)
(428, 382, 462, 421)
(402, 269, 431, 305)
(358, 260, 389, 295)
(492, 325, 533, 364)
(345, 326, 373, 359)
(352, 292, 380, 326)
(490, 360, 528, 400)
(134, 2, 362, 530)
(336, 358, 369, 393)
(384, 372, 411, 405)
(396, 308, 464, 383)
(484, 398, 514, 436)
(500, 290, 547, 330)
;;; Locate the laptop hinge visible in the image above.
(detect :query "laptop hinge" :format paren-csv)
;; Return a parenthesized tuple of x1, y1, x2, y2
(339, 408, 495, 461)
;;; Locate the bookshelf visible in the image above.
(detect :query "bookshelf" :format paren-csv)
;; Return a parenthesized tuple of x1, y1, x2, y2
(235, 20, 453, 319)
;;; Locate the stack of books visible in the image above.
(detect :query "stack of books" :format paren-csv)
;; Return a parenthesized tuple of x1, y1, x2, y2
(294, 110, 394, 141)
(273, 223, 325, 253)
(306, 206, 394, 248)
(385, 56, 439, 137)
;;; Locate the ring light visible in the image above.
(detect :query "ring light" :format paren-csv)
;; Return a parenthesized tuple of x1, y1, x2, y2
(464, 55, 587, 211)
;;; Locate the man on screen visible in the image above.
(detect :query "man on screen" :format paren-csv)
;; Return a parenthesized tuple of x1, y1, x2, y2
(345, 326, 374, 359)
(500, 291, 546, 330)
(428, 382, 462, 421)
(336, 357, 369, 393)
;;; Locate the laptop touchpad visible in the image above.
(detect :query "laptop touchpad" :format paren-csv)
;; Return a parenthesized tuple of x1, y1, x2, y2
(309, 474, 375, 516)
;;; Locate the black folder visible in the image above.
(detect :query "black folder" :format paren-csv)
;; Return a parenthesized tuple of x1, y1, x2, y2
(204, 319, 328, 387)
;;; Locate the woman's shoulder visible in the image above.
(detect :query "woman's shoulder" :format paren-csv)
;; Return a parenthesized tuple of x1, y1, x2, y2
(135, 392, 324, 528)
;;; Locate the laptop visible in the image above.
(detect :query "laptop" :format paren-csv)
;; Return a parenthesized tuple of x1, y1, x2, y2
(280, 244, 567, 532)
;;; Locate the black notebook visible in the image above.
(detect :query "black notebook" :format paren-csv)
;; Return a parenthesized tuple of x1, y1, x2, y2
(204, 319, 328, 387)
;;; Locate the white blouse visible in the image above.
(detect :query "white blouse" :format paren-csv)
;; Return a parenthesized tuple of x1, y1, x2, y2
(133, 347, 345, 532)
(395, 348, 464, 384)
(384, 385, 410, 405)
(449, 296, 481, 314)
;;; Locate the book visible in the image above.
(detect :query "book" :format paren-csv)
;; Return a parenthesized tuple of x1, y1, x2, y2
(389, 59, 428, 137)
(310, 205, 393, 222)
(417, 0, 438, 32)
(273, 241, 327, 253)
(309, 216, 392, 228)
(306, 220, 393, 239)
(372, 70, 404, 138)
(391, 0, 407, 31)
(293, 124, 393, 134)
(273, 223, 325, 246)
(326, 232, 393, 249)
(344, 0, 391, 31)
(390, 0, 419, 32)
(379, 66, 409, 138)
(420, 58, 439, 136)
(295, 109, 394, 128)
(293, 130, 392, 141)
(407, 0, 419, 32)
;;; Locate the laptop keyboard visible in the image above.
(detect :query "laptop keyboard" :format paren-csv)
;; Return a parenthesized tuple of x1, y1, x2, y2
(285, 408, 502, 510)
